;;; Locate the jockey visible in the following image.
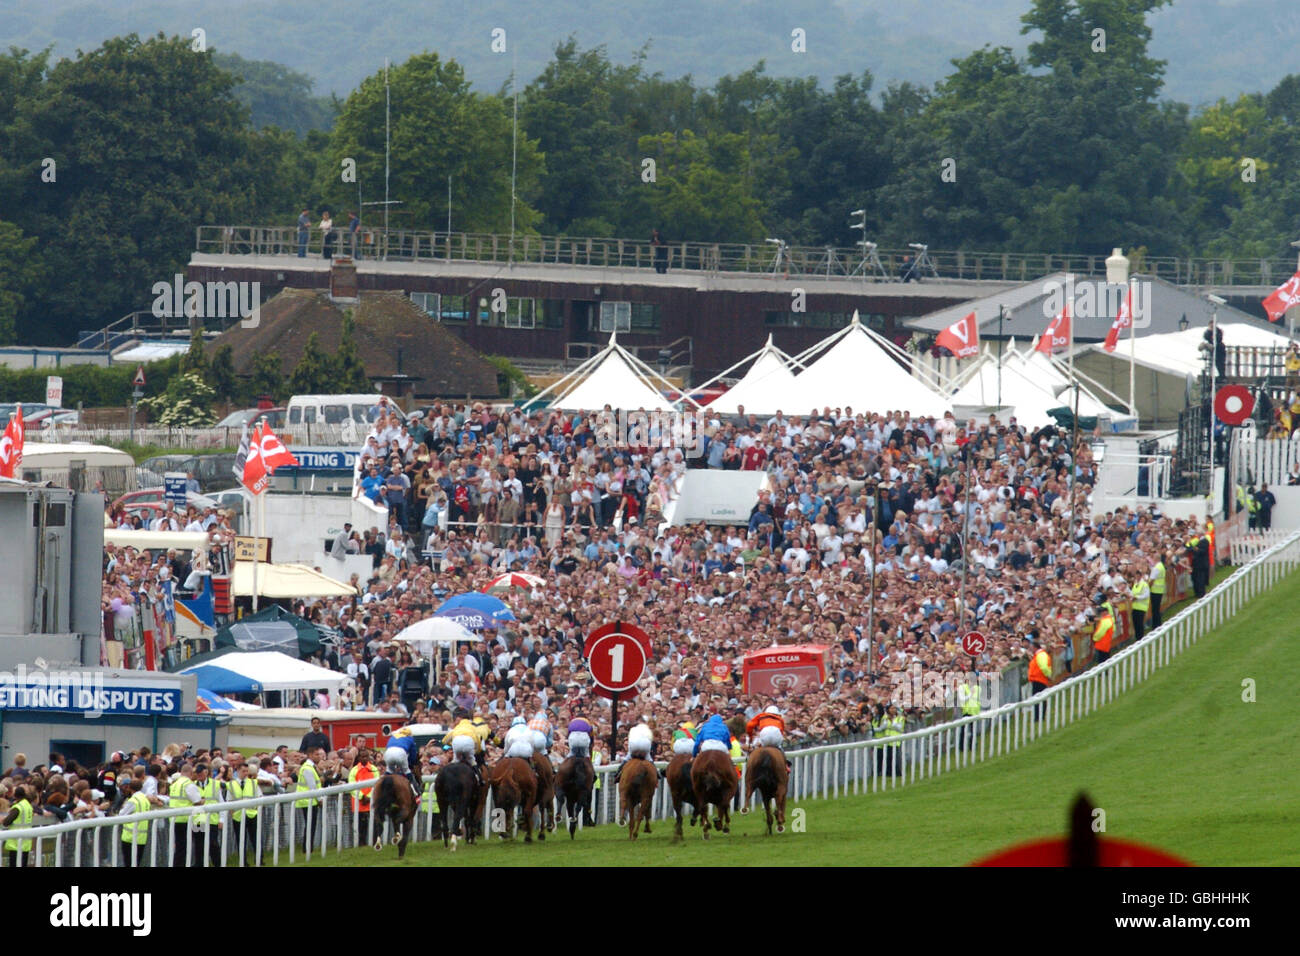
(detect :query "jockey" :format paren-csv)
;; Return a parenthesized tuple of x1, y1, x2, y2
(746, 705, 786, 749)
(384, 726, 422, 800)
(442, 707, 489, 785)
(567, 716, 595, 759)
(504, 715, 536, 759)
(614, 722, 658, 783)
(528, 710, 553, 754)
(671, 720, 698, 756)
(693, 713, 732, 756)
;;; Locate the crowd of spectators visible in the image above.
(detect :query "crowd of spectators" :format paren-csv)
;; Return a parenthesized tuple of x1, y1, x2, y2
(306, 401, 1207, 757)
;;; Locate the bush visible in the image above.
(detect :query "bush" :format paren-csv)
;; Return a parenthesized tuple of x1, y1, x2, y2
(0, 356, 183, 408)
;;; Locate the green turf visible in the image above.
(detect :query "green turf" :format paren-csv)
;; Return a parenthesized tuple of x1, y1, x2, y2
(301, 567, 1300, 867)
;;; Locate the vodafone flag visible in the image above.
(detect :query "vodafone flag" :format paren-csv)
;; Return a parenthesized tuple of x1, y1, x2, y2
(240, 424, 269, 495)
(1035, 304, 1071, 355)
(257, 424, 299, 472)
(1262, 271, 1300, 323)
(936, 311, 980, 359)
(0, 404, 24, 479)
(1102, 288, 1133, 354)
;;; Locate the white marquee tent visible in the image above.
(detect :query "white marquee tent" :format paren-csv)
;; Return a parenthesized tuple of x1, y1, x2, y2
(534, 333, 696, 412)
(695, 335, 800, 415)
(776, 314, 952, 417)
(950, 351, 1129, 428)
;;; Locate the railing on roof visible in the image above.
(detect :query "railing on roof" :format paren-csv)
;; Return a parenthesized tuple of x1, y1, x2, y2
(9, 528, 1299, 867)
(195, 226, 1299, 288)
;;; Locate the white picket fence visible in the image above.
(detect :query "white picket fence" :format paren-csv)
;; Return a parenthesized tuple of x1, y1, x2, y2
(6, 526, 1299, 866)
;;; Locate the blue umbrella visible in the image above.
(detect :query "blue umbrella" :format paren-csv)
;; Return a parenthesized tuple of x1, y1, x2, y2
(433, 592, 516, 630)
(196, 688, 236, 711)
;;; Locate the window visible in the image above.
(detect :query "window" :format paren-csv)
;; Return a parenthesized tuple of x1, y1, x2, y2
(600, 300, 631, 332)
(302, 405, 318, 424)
(322, 404, 350, 424)
(763, 310, 853, 329)
(503, 298, 536, 329)
(542, 299, 565, 330)
(410, 291, 439, 316)
(288, 406, 301, 424)
(438, 294, 468, 323)
(630, 303, 661, 332)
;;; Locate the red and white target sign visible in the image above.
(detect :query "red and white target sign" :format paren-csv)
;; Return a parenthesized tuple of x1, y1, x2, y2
(586, 627, 648, 694)
(1213, 385, 1254, 427)
(961, 631, 987, 657)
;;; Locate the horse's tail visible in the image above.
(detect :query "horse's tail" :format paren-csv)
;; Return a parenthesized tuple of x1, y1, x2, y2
(372, 774, 395, 822)
(749, 748, 778, 797)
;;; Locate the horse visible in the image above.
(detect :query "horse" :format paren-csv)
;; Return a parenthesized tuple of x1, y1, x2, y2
(532, 751, 557, 838)
(370, 772, 418, 858)
(434, 759, 480, 851)
(487, 756, 537, 843)
(741, 746, 789, 835)
(617, 757, 658, 840)
(666, 753, 700, 841)
(690, 749, 738, 840)
(554, 755, 595, 839)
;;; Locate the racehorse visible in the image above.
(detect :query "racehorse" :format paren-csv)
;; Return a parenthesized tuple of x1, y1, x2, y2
(488, 756, 538, 843)
(554, 754, 595, 839)
(666, 753, 700, 841)
(617, 757, 658, 840)
(741, 746, 789, 835)
(370, 772, 418, 858)
(434, 760, 480, 851)
(532, 751, 556, 837)
(690, 749, 737, 840)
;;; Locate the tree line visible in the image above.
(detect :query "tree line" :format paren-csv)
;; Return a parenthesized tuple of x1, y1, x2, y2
(2, 0, 1298, 347)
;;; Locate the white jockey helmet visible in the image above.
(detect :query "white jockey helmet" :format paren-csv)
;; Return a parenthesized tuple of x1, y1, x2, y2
(765, 705, 781, 716)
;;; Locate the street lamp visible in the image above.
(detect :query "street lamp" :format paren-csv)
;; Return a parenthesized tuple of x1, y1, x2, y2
(1106, 247, 1137, 419)
(997, 304, 1006, 405)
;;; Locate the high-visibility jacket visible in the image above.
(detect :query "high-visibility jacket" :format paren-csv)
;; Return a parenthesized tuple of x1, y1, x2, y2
(730, 736, 745, 778)
(422, 778, 440, 813)
(1093, 613, 1115, 653)
(295, 761, 321, 809)
(1150, 561, 1166, 595)
(958, 681, 981, 715)
(1028, 649, 1053, 686)
(168, 775, 195, 808)
(231, 777, 259, 821)
(877, 715, 904, 747)
(1206, 520, 1216, 565)
(3, 798, 34, 852)
(196, 778, 225, 826)
(592, 750, 603, 791)
(1236, 485, 1249, 511)
(1131, 578, 1151, 613)
(120, 792, 151, 844)
(349, 762, 377, 811)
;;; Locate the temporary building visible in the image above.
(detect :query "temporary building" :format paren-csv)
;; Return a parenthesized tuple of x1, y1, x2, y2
(741, 644, 830, 695)
(1072, 323, 1294, 428)
(950, 350, 1133, 429)
(778, 314, 952, 417)
(177, 649, 347, 694)
(692, 335, 800, 416)
(213, 604, 323, 657)
(533, 333, 697, 412)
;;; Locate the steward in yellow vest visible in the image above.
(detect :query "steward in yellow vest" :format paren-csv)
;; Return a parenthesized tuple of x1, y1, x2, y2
(117, 781, 152, 866)
(1130, 576, 1151, 641)
(231, 766, 262, 866)
(2, 789, 36, 864)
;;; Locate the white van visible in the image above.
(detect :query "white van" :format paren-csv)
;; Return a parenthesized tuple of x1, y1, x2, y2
(286, 394, 405, 427)
(19, 442, 137, 495)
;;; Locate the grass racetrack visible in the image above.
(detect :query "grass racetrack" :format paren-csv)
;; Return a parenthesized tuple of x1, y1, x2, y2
(302, 568, 1300, 867)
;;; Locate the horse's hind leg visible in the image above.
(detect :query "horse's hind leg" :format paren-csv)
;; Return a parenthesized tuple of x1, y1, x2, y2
(764, 797, 774, 836)
(722, 802, 731, 834)
(642, 795, 652, 835)
(776, 785, 788, 834)
(673, 802, 684, 842)
(700, 803, 711, 840)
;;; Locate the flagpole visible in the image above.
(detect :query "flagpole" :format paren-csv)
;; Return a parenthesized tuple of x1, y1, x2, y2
(252, 493, 261, 613)
(1128, 277, 1137, 421)
(1066, 278, 1077, 512)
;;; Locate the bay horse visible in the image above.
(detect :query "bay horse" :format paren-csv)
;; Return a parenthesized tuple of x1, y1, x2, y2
(666, 753, 700, 841)
(370, 773, 418, 858)
(434, 759, 480, 851)
(532, 751, 556, 838)
(554, 754, 595, 839)
(741, 746, 789, 835)
(690, 749, 737, 840)
(488, 756, 537, 843)
(617, 757, 658, 840)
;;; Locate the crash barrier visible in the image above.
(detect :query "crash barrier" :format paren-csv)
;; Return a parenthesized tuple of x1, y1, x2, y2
(6, 528, 1298, 865)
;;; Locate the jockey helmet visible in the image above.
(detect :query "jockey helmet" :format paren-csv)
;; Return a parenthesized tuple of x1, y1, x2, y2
(392, 726, 413, 738)
(511, 715, 527, 727)
(765, 705, 781, 716)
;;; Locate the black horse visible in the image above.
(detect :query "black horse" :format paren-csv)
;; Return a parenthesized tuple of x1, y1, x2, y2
(555, 754, 596, 839)
(434, 759, 480, 850)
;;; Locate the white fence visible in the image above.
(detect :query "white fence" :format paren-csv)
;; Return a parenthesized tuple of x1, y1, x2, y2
(6, 527, 1299, 866)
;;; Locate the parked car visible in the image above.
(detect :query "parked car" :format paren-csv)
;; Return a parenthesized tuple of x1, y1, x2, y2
(112, 489, 221, 513)
(287, 394, 405, 427)
(215, 407, 286, 429)
(137, 453, 239, 492)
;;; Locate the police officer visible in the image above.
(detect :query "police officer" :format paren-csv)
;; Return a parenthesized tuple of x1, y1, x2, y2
(1186, 530, 1210, 598)
(1028, 636, 1053, 722)
(230, 760, 263, 867)
(956, 670, 982, 749)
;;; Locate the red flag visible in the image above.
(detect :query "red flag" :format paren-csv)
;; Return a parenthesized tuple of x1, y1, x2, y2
(0, 404, 24, 479)
(936, 311, 980, 359)
(257, 423, 299, 472)
(1102, 288, 1133, 354)
(241, 423, 269, 495)
(1036, 304, 1071, 355)
(1262, 271, 1300, 323)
